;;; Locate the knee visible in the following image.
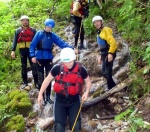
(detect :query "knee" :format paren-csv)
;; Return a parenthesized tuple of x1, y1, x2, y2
(31, 65, 37, 75)
(54, 122, 65, 132)
(70, 119, 81, 132)
(102, 72, 109, 80)
(21, 64, 27, 73)
(38, 74, 44, 85)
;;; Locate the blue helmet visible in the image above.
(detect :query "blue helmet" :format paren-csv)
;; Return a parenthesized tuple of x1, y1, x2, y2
(44, 19, 55, 28)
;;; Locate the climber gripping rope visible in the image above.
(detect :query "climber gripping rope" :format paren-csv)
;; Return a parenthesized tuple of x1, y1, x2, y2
(38, 48, 91, 132)
(70, 0, 89, 50)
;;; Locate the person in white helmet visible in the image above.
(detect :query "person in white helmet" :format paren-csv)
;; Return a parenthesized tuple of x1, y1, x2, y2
(11, 15, 38, 90)
(37, 47, 91, 132)
(92, 15, 118, 90)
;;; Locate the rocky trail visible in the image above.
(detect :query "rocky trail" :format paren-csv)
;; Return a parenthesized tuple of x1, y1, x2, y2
(23, 21, 150, 132)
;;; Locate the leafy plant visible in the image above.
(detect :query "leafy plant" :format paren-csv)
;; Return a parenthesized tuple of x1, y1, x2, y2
(143, 42, 150, 65)
(115, 108, 150, 131)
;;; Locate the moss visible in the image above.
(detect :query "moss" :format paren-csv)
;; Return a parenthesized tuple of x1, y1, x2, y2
(28, 111, 38, 118)
(92, 88, 104, 98)
(7, 89, 31, 116)
(6, 115, 25, 132)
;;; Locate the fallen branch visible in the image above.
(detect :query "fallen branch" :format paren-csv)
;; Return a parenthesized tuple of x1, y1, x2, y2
(82, 65, 150, 110)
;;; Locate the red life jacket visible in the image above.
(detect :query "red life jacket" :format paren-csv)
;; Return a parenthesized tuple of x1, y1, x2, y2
(17, 27, 34, 43)
(70, 1, 84, 15)
(53, 62, 84, 96)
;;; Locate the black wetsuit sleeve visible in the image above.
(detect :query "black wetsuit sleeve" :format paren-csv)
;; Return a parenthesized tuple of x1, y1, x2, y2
(50, 64, 61, 77)
(80, 66, 88, 79)
(12, 29, 20, 51)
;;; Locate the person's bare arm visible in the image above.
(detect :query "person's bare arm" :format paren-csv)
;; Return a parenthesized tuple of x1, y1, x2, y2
(38, 73, 54, 106)
(81, 76, 91, 102)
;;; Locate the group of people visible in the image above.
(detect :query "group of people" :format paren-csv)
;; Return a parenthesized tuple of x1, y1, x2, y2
(11, 0, 118, 131)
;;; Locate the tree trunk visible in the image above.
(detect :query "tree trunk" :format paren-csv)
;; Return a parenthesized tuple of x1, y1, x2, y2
(82, 66, 150, 110)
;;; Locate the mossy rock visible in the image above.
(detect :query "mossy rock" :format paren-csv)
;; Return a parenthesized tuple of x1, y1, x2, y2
(7, 89, 31, 116)
(28, 111, 38, 119)
(92, 88, 104, 98)
(6, 115, 25, 132)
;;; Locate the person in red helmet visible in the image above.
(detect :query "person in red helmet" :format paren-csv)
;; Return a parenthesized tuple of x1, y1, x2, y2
(38, 47, 91, 132)
(30, 19, 74, 106)
(92, 15, 118, 90)
(11, 15, 38, 90)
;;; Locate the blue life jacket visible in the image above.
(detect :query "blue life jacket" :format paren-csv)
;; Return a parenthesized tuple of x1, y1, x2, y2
(30, 30, 73, 60)
(37, 31, 53, 51)
(97, 35, 109, 54)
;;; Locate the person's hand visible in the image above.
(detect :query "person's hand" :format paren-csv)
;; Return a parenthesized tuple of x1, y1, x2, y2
(97, 55, 101, 64)
(81, 15, 84, 19)
(37, 93, 43, 106)
(11, 51, 15, 58)
(31, 57, 37, 63)
(108, 54, 113, 62)
(81, 91, 89, 102)
(74, 48, 78, 54)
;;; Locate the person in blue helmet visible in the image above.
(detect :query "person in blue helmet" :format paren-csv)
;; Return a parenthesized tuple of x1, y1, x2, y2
(30, 18, 74, 106)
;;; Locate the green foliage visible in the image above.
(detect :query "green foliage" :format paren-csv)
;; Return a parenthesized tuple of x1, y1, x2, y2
(54, 0, 72, 21)
(0, 89, 31, 125)
(7, 89, 32, 116)
(115, 108, 150, 131)
(84, 3, 101, 37)
(0, 0, 149, 131)
(6, 115, 25, 132)
(143, 42, 150, 66)
(28, 111, 38, 119)
(0, 94, 8, 108)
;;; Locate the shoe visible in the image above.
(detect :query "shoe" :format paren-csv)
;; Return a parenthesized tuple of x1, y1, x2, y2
(79, 45, 87, 50)
(46, 96, 54, 104)
(35, 83, 39, 89)
(48, 99, 54, 104)
(42, 100, 47, 106)
(20, 83, 28, 89)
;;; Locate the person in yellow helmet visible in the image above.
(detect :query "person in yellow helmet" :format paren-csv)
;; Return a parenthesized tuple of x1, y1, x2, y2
(70, 0, 89, 49)
(92, 16, 118, 90)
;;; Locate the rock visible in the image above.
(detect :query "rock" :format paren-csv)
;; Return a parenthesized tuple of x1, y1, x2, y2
(37, 117, 54, 130)
(108, 97, 118, 104)
(115, 127, 121, 132)
(97, 122, 103, 130)
(117, 98, 124, 104)
(96, 114, 100, 119)
(114, 104, 123, 113)
(26, 119, 36, 127)
(144, 97, 150, 108)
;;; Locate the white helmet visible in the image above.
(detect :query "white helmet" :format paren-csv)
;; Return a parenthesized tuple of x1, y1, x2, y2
(20, 15, 29, 20)
(60, 48, 76, 62)
(92, 16, 103, 23)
